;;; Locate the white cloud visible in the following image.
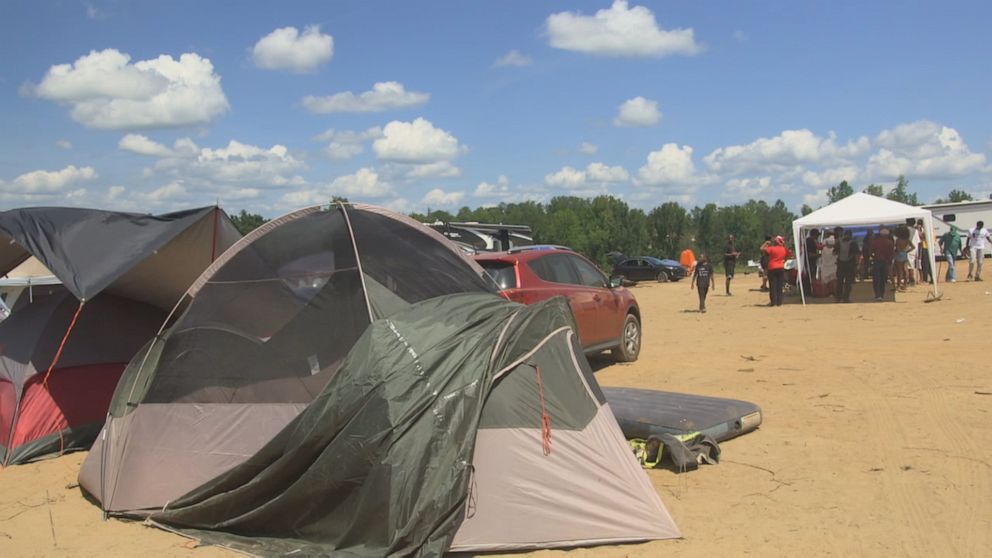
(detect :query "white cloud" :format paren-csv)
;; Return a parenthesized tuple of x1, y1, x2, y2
(55, 139, 73, 149)
(303, 82, 429, 113)
(546, 1, 701, 58)
(636, 143, 699, 187)
(282, 167, 391, 207)
(867, 121, 988, 179)
(85, 2, 106, 20)
(474, 175, 512, 198)
(118, 133, 173, 157)
(140, 181, 188, 202)
(614, 96, 661, 127)
(545, 162, 629, 190)
(252, 25, 333, 73)
(404, 161, 461, 179)
(313, 127, 383, 161)
(1, 165, 97, 194)
(801, 166, 861, 188)
(30, 48, 229, 130)
(135, 137, 306, 189)
(494, 50, 533, 67)
(579, 142, 598, 155)
(723, 176, 773, 198)
(373, 118, 465, 163)
(421, 188, 465, 206)
(703, 129, 870, 175)
(107, 185, 126, 199)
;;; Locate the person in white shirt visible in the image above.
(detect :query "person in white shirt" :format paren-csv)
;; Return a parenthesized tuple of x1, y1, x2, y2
(966, 220, 991, 281)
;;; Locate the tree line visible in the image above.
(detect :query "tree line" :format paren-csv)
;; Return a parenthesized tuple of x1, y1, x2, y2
(229, 178, 981, 270)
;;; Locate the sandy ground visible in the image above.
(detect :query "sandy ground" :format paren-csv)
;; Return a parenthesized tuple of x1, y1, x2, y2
(2, 261, 990, 557)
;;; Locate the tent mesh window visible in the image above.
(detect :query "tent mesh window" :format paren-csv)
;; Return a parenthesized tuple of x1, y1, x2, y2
(140, 206, 493, 406)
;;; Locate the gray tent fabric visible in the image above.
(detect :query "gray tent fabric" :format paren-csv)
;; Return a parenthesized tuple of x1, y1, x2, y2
(0, 206, 237, 304)
(149, 294, 678, 556)
(0, 206, 241, 466)
(80, 203, 678, 555)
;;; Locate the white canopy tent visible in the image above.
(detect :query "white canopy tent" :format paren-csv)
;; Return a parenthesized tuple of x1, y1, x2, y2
(792, 192, 938, 305)
(0, 256, 61, 313)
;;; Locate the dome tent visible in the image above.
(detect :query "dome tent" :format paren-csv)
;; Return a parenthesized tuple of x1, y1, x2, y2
(81, 203, 679, 555)
(0, 206, 240, 465)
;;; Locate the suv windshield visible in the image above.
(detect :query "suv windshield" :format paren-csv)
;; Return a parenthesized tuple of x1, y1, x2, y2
(478, 261, 518, 290)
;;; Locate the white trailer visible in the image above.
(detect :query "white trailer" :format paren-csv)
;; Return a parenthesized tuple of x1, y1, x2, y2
(923, 200, 992, 257)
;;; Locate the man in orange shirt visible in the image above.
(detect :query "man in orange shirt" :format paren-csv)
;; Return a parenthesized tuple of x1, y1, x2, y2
(679, 247, 697, 276)
(761, 236, 790, 307)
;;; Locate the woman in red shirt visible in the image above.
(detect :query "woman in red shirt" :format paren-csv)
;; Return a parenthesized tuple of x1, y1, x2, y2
(762, 236, 790, 306)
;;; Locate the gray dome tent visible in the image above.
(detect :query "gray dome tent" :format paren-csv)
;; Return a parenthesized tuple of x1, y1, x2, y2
(80, 203, 679, 555)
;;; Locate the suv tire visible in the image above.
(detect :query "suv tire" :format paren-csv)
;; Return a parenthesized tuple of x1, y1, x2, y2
(614, 313, 641, 362)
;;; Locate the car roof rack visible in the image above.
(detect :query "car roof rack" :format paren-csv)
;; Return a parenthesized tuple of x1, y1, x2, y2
(506, 244, 572, 253)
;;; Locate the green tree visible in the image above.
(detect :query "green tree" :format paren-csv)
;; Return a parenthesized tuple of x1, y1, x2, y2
(934, 189, 974, 204)
(827, 180, 854, 203)
(863, 184, 885, 196)
(801, 204, 814, 216)
(691, 203, 720, 256)
(647, 202, 690, 258)
(885, 175, 920, 205)
(230, 209, 267, 235)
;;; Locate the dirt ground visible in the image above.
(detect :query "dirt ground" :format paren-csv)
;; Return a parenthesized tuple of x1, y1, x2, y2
(2, 262, 990, 557)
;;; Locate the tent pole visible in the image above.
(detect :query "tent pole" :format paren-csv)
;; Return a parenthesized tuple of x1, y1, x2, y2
(794, 225, 806, 306)
(338, 202, 376, 324)
(210, 206, 220, 262)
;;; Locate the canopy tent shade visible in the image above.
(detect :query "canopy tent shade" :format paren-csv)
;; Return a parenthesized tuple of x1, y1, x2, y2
(0, 257, 60, 313)
(0, 206, 241, 465)
(791, 192, 938, 304)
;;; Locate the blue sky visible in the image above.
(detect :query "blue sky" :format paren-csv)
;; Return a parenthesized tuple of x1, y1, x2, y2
(1, 0, 990, 216)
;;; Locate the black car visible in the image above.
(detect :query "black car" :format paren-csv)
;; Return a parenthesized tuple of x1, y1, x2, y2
(612, 256, 688, 283)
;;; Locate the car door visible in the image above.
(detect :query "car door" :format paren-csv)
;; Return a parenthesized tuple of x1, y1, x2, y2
(530, 253, 601, 347)
(566, 254, 619, 347)
(634, 258, 652, 281)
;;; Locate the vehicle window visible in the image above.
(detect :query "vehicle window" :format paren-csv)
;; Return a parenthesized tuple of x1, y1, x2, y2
(478, 261, 517, 290)
(621, 259, 637, 267)
(569, 256, 607, 288)
(529, 254, 579, 285)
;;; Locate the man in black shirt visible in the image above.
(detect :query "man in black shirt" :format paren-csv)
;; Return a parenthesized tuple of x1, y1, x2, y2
(723, 234, 740, 296)
(691, 254, 715, 313)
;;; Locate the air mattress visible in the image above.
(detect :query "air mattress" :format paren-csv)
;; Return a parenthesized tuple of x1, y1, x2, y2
(604, 387, 761, 443)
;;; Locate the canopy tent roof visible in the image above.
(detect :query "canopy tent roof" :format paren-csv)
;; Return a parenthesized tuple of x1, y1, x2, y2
(0, 206, 241, 309)
(0, 257, 59, 289)
(794, 192, 932, 228)
(791, 193, 938, 303)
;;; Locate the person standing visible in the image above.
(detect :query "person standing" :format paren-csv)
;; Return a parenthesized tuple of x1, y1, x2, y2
(762, 236, 789, 307)
(803, 229, 822, 294)
(691, 253, 715, 313)
(965, 220, 991, 281)
(939, 225, 963, 282)
(680, 246, 697, 278)
(870, 228, 896, 300)
(723, 234, 740, 296)
(834, 229, 860, 302)
(860, 229, 874, 281)
(759, 235, 771, 291)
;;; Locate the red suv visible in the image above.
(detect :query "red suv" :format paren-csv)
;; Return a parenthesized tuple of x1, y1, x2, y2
(474, 247, 641, 361)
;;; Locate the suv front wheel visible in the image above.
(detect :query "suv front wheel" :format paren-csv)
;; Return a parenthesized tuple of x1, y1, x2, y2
(613, 313, 641, 362)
